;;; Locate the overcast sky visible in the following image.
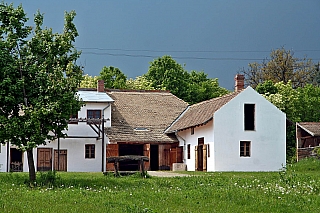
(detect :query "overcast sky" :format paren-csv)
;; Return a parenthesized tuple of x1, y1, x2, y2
(16, 0, 320, 90)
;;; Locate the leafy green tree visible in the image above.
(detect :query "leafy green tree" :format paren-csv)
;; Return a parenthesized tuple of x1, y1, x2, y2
(0, 3, 82, 182)
(296, 84, 320, 122)
(242, 47, 317, 88)
(256, 80, 278, 95)
(145, 55, 228, 103)
(185, 71, 229, 104)
(80, 74, 99, 88)
(99, 66, 127, 89)
(144, 55, 189, 98)
(126, 76, 155, 90)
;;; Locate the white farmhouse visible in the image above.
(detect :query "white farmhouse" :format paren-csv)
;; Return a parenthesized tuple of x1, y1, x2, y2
(0, 80, 113, 172)
(165, 75, 286, 172)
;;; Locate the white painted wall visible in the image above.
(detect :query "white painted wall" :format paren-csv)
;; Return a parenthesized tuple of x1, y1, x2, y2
(21, 137, 107, 172)
(213, 87, 286, 171)
(8, 101, 112, 173)
(177, 121, 214, 171)
(0, 144, 8, 172)
(178, 87, 286, 172)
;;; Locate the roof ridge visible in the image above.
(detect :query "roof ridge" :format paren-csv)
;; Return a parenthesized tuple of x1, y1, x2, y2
(192, 91, 240, 107)
(106, 89, 171, 93)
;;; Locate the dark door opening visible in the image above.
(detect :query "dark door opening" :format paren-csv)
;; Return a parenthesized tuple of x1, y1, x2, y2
(197, 138, 204, 171)
(150, 145, 159, 171)
(118, 144, 143, 171)
(10, 148, 23, 172)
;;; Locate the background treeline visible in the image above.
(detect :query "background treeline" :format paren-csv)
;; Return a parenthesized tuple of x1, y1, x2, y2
(80, 55, 229, 104)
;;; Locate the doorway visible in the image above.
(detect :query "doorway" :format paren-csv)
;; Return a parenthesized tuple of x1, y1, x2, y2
(118, 144, 143, 171)
(37, 148, 52, 171)
(150, 145, 159, 171)
(10, 148, 23, 172)
(54, 150, 67, 171)
(196, 137, 207, 171)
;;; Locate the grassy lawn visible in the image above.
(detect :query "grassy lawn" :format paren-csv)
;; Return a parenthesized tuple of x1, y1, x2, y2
(1, 158, 320, 213)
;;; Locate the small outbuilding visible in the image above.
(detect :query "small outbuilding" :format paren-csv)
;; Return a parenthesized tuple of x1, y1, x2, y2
(296, 122, 320, 160)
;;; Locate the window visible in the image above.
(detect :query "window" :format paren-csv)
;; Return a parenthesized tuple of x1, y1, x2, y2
(207, 144, 210, 157)
(69, 113, 78, 124)
(87, 110, 101, 123)
(85, 144, 95, 159)
(187, 144, 191, 159)
(191, 127, 194, 135)
(244, 104, 255, 130)
(240, 141, 250, 157)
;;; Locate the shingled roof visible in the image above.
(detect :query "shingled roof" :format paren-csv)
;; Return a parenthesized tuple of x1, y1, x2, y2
(297, 122, 320, 136)
(165, 91, 240, 133)
(106, 90, 188, 143)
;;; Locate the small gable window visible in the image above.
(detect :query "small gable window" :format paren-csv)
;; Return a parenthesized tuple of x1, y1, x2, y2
(85, 144, 95, 159)
(244, 104, 255, 131)
(191, 127, 194, 135)
(240, 141, 250, 157)
(87, 110, 101, 124)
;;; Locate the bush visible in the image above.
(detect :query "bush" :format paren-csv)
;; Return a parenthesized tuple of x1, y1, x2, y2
(36, 170, 60, 187)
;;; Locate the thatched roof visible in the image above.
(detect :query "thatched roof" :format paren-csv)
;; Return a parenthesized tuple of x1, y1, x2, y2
(106, 90, 188, 143)
(297, 122, 320, 136)
(165, 91, 240, 133)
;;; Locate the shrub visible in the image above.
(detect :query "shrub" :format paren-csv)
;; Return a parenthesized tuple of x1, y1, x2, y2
(36, 170, 60, 187)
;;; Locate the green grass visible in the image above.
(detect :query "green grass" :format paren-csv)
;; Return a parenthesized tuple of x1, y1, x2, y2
(1, 159, 320, 212)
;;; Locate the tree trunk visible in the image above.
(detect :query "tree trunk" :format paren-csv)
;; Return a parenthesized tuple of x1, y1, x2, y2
(27, 149, 36, 182)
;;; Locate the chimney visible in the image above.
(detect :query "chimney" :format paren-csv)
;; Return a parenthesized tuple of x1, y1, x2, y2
(97, 80, 105, 92)
(234, 74, 244, 92)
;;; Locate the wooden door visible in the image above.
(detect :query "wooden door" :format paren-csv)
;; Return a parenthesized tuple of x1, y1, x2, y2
(37, 148, 52, 171)
(195, 144, 207, 172)
(203, 144, 207, 172)
(106, 144, 118, 171)
(54, 150, 67, 171)
(169, 146, 183, 168)
(197, 145, 203, 171)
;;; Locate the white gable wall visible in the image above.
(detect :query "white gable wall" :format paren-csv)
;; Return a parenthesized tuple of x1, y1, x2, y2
(213, 87, 286, 171)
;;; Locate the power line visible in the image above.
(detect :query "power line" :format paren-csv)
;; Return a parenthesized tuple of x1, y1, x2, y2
(80, 51, 266, 61)
(77, 47, 320, 61)
(77, 47, 320, 54)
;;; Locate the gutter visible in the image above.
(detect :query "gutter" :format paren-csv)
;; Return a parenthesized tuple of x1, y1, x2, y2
(101, 103, 111, 172)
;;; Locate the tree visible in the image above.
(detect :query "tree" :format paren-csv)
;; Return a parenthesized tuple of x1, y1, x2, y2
(256, 80, 278, 95)
(144, 55, 189, 98)
(296, 84, 320, 122)
(145, 55, 229, 104)
(80, 74, 99, 88)
(241, 47, 317, 88)
(0, 3, 82, 182)
(99, 66, 127, 89)
(185, 71, 229, 104)
(126, 76, 155, 90)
